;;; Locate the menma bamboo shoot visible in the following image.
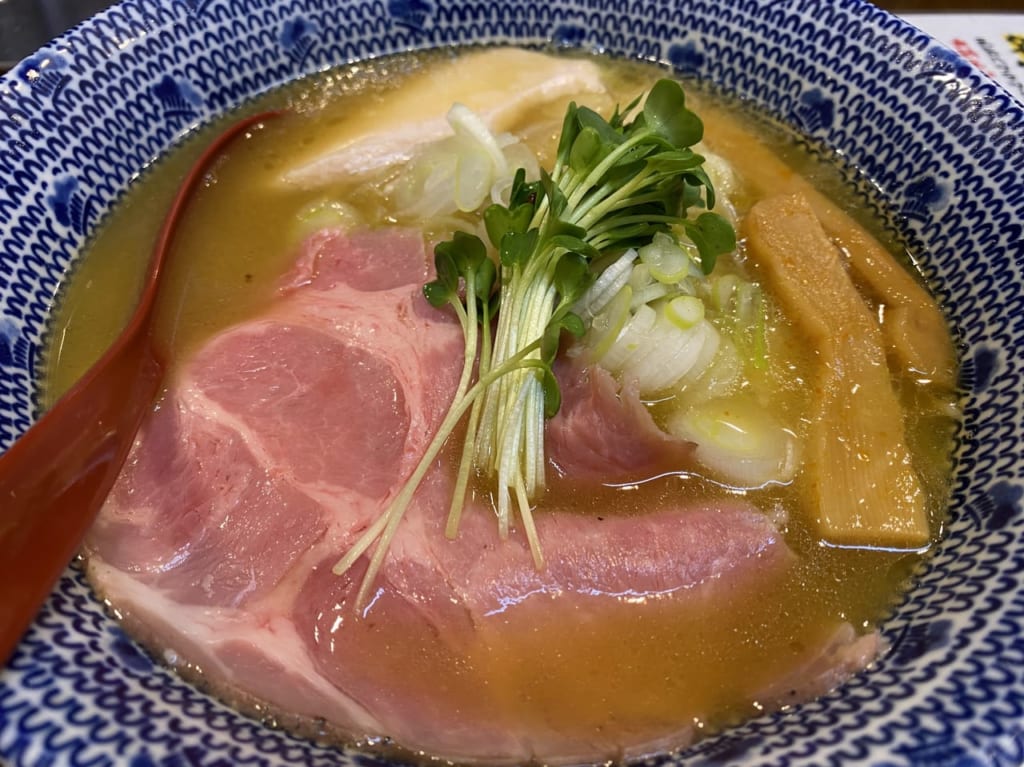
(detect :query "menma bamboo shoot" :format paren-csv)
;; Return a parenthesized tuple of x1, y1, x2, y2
(745, 193, 930, 549)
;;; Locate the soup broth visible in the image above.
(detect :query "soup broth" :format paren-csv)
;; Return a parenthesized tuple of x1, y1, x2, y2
(45, 49, 960, 760)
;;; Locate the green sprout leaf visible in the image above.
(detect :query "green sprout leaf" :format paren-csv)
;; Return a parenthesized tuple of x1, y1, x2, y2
(500, 229, 539, 268)
(643, 79, 703, 147)
(569, 126, 607, 176)
(685, 211, 737, 274)
(540, 366, 562, 419)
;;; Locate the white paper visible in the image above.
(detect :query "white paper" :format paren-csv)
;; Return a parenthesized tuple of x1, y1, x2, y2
(902, 13, 1024, 102)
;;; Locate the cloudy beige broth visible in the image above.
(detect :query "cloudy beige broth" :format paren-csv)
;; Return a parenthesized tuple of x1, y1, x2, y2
(45, 51, 954, 748)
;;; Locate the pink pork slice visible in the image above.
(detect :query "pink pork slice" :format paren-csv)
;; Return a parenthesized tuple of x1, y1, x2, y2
(86, 227, 875, 764)
(546, 360, 696, 484)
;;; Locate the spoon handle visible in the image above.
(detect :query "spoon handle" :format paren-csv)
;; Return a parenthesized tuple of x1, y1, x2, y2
(0, 335, 163, 661)
(0, 111, 281, 666)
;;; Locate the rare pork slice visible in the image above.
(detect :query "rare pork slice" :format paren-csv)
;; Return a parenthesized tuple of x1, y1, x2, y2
(86, 227, 876, 764)
(546, 361, 696, 485)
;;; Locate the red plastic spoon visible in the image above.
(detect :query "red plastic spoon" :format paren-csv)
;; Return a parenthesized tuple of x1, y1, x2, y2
(0, 111, 280, 666)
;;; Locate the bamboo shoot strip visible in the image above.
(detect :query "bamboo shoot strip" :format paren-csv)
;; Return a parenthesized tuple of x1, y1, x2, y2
(699, 109, 955, 389)
(744, 194, 930, 549)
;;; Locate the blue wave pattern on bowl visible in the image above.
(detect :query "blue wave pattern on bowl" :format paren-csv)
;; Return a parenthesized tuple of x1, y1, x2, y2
(1, 0, 1023, 765)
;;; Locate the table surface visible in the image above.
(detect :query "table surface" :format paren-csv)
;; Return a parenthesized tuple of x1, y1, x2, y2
(1, 0, 1023, 71)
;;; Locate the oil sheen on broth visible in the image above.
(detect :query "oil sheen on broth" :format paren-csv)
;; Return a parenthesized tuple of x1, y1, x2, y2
(45, 49, 960, 755)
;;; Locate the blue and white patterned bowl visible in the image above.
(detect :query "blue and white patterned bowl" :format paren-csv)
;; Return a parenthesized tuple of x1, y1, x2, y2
(1, 1, 1022, 765)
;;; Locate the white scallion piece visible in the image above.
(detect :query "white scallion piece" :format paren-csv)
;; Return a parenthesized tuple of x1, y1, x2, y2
(586, 285, 634, 363)
(447, 103, 509, 172)
(574, 249, 638, 319)
(630, 281, 672, 312)
(623, 319, 719, 395)
(639, 231, 699, 284)
(292, 198, 363, 241)
(600, 302, 657, 373)
(666, 295, 705, 329)
(667, 394, 799, 488)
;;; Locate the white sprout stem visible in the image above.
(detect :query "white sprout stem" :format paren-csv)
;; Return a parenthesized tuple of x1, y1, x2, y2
(573, 166, 659, 230)
(564, 130, 652, 212)
(330, 511, 391, 577)
(515, 475, 544, 569)
(446, 393, 483, 538)
(527, 380, 546, 496)
(479, 251, 557, 493)
(496, 379, 531, 538)
(575, 249, 638, 318)
(443, 270, 483, 539)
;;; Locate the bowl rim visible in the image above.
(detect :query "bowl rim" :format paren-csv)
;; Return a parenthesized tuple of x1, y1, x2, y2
(1, 1, 1023, 765)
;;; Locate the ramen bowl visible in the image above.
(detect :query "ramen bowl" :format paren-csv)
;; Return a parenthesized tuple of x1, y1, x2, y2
(1, 0, 1022, 765)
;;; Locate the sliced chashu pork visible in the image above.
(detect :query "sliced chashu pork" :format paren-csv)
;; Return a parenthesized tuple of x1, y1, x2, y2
(546, 360, 696, 484)
(280, 48, 607, 187)
(87, 226, 878, 764)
